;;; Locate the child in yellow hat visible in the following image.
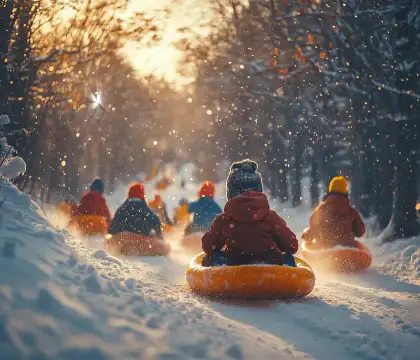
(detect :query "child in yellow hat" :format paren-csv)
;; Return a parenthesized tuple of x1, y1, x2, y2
(302, 176, 365, 250)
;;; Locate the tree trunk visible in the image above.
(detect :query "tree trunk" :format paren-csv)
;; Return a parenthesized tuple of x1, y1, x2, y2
(278, 169, 289, 202)
(385, 3, 420, 241)
(291, 135, 303, 207)
(386, 122, 419, 241)
(0, 2, 19, 115)
(267, 165, 277, 199)
(321, 143, 335, 192)
(359, 126, 375, 218)
(98, 140, 107, 182)
(310, 149, 320, 208)
(272, 133, 289, 202)
(8, 1, 32, 130)
(372, 119, 395, 230)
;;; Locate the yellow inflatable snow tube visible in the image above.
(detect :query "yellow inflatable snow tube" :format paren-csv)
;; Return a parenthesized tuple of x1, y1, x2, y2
(68, 215, 108, 236)
(162, 223, 175, 233)
(302, 240, 372, 273)
(186, 253, 315, 299)
(57, 202, 77, 217)
(104, 232, 170, 257)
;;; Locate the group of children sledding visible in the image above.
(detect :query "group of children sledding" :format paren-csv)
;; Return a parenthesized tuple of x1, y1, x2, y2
(66, 159, 365, 268)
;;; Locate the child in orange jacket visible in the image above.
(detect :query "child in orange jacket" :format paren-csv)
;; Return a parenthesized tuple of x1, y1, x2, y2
(149, 194, 173, 226)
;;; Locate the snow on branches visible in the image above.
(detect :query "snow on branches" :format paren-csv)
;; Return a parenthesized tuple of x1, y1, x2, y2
(0, 115, 26, 180)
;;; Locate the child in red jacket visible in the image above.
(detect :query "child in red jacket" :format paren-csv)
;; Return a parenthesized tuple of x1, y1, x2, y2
(75, 178, 112, 224)
(302, 176, 365, 250)
(201, 159, 298, 267)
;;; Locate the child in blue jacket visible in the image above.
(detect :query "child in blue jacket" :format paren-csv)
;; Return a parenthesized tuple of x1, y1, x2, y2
(185, 181, 222, 235)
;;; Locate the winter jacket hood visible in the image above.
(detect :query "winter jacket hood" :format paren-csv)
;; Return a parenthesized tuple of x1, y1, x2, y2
(202, 191, 298, 262)
(224, 192, 269, 223)
(322, 193, 351, 215)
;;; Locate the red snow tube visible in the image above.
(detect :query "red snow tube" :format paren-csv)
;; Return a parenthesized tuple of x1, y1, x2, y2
(68, 215, 108, 236)
(302, 240, 372, 273)
(104, 232, 170, 257)
(180, 232, 204, 254)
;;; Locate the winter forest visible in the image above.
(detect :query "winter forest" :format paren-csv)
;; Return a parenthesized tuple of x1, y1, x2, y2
(2, 1, 420, 359)
(1, 0, 419, 244)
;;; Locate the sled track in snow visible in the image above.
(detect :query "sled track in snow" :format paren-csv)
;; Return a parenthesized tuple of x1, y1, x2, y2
(115, 245, 420, 360)
(54, 221, 420, 359)
(55, 169, 420, 360)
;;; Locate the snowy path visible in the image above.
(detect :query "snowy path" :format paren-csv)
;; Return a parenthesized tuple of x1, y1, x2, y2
(80, 169, 420, 360)
(87, 221, 420, 360)
(121, 245, 420, 360)
(2, 168, 419, 360)
(61, 232, 420, 360)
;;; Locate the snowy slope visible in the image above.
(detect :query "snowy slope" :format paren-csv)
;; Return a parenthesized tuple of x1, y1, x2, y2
(105, 169, 420, 360)
(0, 181, 300, 359)
(2, 170, 420, 360)
(377, 237, 420, 285)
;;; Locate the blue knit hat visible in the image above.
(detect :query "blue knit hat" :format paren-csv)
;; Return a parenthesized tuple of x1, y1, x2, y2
(90, 178, 104, 194)
(226, 159, 263, 200)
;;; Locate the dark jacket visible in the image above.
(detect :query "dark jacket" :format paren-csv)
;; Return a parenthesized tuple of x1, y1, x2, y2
(75, 191, 112, 224)
(109, 199, 163, 238)
(202, 192, 298, 264)
(303, 192, 365, 250)
(188, 197, 222, 231)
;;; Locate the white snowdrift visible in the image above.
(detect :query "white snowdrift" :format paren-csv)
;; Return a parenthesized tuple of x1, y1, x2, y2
(0, 181, 296, 359)
(379, 236, 420, 285)
(105, 170, 420, 360)
(0, 156, 26, 179)
(2, 172, 420, 360)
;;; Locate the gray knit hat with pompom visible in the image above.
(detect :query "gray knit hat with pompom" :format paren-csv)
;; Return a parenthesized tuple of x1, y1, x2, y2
(226, 159, 263, 200)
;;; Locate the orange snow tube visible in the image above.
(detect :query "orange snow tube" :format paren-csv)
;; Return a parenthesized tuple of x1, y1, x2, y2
(68, 215, 108, 236)
(180, 233, 203, 254)
(302, 240, 372, 273)
(163, 223, 175, 233)
(104, 232, 170, 257)
(186, 252, 315, 299)
(57, 202, 77, 217)
(155, 176, 172, 191)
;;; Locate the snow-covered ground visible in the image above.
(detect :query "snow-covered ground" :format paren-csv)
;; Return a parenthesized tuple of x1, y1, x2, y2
(1, 166, 420, 360)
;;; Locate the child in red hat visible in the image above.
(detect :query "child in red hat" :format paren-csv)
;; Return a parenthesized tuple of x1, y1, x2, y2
(185, 181, 222, 235)
(109, 182, 162, 238)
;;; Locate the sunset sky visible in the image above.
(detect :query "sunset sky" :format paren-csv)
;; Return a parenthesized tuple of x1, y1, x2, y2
(124, 0, 210, 86)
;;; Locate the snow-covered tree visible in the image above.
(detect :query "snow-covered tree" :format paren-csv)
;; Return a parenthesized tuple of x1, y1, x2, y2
(0, 115, 26, 180)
